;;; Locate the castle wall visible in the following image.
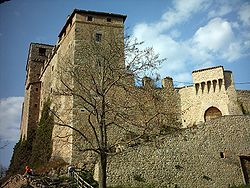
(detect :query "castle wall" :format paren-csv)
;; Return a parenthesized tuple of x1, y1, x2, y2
(107, 115, 250, 188)
(179, 66, 242, 127)
(237, 90, 250, 115)
(39, 17, 77, 163)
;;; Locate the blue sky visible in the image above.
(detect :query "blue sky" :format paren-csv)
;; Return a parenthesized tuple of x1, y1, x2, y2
(0, 0, 250, 167)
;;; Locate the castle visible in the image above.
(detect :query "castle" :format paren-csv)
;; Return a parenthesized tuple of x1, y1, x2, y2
(19, 9, 250, 187)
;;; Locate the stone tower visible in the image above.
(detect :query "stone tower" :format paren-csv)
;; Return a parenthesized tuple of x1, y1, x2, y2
(35, 9, 127, 163)
(20, 43, 53, 140)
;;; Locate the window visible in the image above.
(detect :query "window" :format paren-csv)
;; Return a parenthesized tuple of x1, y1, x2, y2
(207, 81, 211, 93)
(201, 82, 205, 94)
(195, 83, 199, 95)
(107, 17, 112, 22)
(52, 66, 54, 71)
(35, 88, 38, 91)
(39, 48, 46, 56)
(220, 152, 225, 158)
(218, 79, 223, 91)
(95, 33, 102, 42)
(87, 16, 93, 21)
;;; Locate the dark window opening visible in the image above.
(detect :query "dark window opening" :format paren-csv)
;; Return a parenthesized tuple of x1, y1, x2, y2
(96, 33, 102, 42)
(201, 82, 205, 94)
(220, 152, 225, 158)
(107, 18, 112, 22)
(39, 48, 46, 56)
(50, 88, 53, 93)
(34, 104, 38, 108)
(218, 79, 223, 91)
(52, 66, 54, 71)
(195, 83, 199, 95)
(207, 81, 211, 93)
(87, 16, 93, 21)
(35, 88, 38, 91)
(212, 80, 217, 92)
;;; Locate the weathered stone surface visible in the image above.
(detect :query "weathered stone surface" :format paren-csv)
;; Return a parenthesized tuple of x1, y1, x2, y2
(107, 115, 250, 188)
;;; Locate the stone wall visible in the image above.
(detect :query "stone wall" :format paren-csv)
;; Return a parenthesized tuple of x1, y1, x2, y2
(107, 115, 250, 188)
(20, 43, 53, 140)
(178, 66, 243, 128)
(237, 90, 250, 115)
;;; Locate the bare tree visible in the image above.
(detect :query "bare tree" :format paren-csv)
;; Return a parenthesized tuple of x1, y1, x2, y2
(0, 138, 8, 150)
(49, 28, 167, 188)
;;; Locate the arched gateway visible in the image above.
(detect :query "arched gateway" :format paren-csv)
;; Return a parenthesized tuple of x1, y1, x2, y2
(204, 107, 222, 122)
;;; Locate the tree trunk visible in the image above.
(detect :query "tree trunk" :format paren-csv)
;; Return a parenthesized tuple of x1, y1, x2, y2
(99, 151, 107, 188)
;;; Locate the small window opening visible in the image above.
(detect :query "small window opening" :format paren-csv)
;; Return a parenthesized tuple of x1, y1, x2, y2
(50, 88, 53, 93)
(220, 152, 225, 158)
(201, 82, 205, 94)
(39, 48, 46, 56)
(87, 16, 93, 21)
(107, 18, 112, 22)
(52, 66, 54, 71)
(34, 104, 38, 108)
(195, 83, 199, 95)
(218, 79, 223, 91)
(212, 80, 217, 92)
(96, 33, 102, 42)
(35, 88, 38, 91)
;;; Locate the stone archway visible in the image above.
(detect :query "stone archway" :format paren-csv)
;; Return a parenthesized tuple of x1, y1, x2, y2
(204, 106, 222, 122)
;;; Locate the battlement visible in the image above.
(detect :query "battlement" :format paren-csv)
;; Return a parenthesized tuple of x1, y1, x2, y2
(58, 9, 127, 44)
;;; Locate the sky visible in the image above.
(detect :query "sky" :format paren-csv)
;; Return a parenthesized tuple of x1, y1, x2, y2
(0, 0, 250, 168)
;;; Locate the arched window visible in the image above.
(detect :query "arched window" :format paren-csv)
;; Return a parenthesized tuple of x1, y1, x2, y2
(204, 107, 222, 121)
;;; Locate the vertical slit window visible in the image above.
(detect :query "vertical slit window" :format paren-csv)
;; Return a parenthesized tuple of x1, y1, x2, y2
(195, 83, 199, 95)
(201, 82, 205, 94)
(218, 79, 223, 91)
(207, 81, 211, 93)
(213, 80, 217, 92)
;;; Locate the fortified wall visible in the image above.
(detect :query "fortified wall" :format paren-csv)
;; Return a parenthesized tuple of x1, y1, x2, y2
(19, 9, 250, 187)
(178, 66, 243, 127)
(107, 115, 250, 188)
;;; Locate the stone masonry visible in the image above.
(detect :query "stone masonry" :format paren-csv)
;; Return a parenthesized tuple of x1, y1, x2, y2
(19, 9, 250, 187)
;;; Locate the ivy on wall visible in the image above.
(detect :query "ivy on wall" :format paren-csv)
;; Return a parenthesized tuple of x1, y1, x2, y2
(30, 99, 54, 167)
(7, 99, 54, 175)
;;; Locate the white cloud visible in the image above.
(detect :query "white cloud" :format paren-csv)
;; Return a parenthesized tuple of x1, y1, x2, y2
(132, 0, 249, 85)
(192, 18, 235, 51)
(238, 2, 250, 26)
(157, 0, 210, 31)
(0, 97, 23, 142)
(208, 4, 232, 18)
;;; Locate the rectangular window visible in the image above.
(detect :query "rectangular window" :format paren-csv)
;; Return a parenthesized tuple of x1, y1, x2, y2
(87, 16, 93, 21)
(107, 18, 112, 22)
(95, 33, 102, 42)
(39, 48, 46, 56)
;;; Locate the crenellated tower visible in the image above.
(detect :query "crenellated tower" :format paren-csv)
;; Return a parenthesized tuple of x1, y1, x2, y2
(20, 43, 53, 140)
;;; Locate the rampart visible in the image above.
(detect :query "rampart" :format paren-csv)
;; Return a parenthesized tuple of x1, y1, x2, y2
(107, 115, 250, 188)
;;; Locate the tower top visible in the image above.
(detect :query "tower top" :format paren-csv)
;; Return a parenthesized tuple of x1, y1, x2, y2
(58, 9, 127, 38)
